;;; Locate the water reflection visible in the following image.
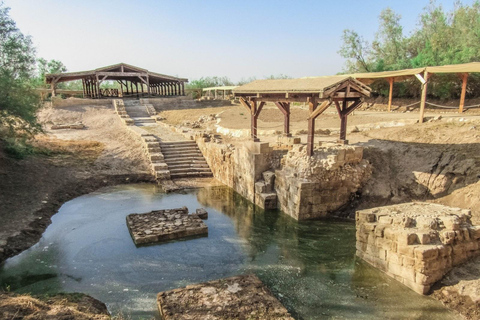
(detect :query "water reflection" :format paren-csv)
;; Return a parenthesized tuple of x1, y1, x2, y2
(0, 184, 458, 319)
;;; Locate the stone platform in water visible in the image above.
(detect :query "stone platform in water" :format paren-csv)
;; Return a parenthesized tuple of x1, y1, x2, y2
(126, 207, 208, 245)
(157, 274, 294, 320)
(356, 202, 480, 295)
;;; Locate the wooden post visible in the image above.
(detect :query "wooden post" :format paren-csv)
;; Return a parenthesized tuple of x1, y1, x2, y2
(274, 102, 291, 136)
(459, 73, 468, 113)
(95, 74, 100, 99)
(81, 79, 86, 98)
(307, 97, 317, 157)
(181, 82, 185, 96)
(251, 100, 258, 141)
(388, 77, 394, 112)
(135, 82, 139, 99)
(284, 103, 290, 136)
(51, 82, 56, 97)
(419, 71, 429, 123)
(340, 101, 348, 141)
(130, 81, 133, 97)
(146, 75, 150, 96)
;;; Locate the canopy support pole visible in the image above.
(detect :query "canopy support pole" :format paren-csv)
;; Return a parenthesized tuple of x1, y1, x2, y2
(459, 73, 468, 113)
(387, 77, 394, 112)
(418, 71, 429, 123)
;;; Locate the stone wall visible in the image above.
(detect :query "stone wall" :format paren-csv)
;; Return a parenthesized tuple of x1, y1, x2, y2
(275, 144, 372, 220)
(196, 137, 272, 201)
(196, 134, 371, 220)
(356, 202, 480, 294)
(142, 97, 231, 111)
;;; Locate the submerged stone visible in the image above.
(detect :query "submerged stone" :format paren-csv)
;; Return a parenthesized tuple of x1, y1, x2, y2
(126, 207, 208, 245)
(157, 274, 294, 320)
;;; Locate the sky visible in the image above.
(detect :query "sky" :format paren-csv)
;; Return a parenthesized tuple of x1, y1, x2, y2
(3, 0, 478, 82)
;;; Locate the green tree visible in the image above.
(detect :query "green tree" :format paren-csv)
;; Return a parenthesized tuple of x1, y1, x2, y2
(338, 30, 372, 72)
(186, 76, 234, 89)
(0, 2, 41, 139)
(372, 8, 408, 71)
(35, 58, 67, 87)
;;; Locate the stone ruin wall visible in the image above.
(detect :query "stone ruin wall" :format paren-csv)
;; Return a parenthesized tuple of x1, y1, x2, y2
(195, 137, 272, 201)
(196, 134, 372, 221)
(275, 144, 372, 220)
(356, 202, 480, 294)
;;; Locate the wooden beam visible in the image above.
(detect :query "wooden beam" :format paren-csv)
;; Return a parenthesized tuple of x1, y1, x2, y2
(95, 74, 100, 99)
(97, 71, 148, 77)
(419, 71, 429, 123)
(387, 77, 394, 112)
(459, 73, 468, 113)
(147, 75, 150, 96)
(274, 102, 291, 136)
(251, 100, 259, 141)
(307, 100, 332, 120)
(307, 97, 318, 156)
(239, 97, 252, 112)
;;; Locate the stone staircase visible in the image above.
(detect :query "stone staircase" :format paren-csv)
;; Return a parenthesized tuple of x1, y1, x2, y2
(124, 100, 156, 126)
(160, 141, 213, 179)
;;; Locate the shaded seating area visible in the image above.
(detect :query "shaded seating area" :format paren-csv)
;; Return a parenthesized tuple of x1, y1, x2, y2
(234, 76, 371, 156)
(349, 62, 480, 122)
(45, 63, 188, 99)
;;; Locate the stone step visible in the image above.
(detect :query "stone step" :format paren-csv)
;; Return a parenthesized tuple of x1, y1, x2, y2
(169, 167, 212, 174)
(162, 156, 206, 162)
(147, 147, 161, 153)
(160, 141, 197, 146)
(133, 117, 155, 123)
(168, 163, 210, 169)
(170, 172, 213, 179)
(163, 152, 204, 158)
(160, 146, 200, 152)
(166, 159, 208, 165)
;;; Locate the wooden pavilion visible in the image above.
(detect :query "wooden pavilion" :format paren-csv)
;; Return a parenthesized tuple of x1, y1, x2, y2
(234, 76, 371, 156)
(45, 63, 188, 99)
(349, 62, 480, 122)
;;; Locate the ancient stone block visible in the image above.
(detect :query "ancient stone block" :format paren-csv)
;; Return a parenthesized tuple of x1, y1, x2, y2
(126, 207, 208, 245)
(194, 208, 208, 220)
(157, 275, 294, 320)
(356, 202, 480, 295)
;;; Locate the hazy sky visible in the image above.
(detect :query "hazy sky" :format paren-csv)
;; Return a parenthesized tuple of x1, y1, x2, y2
(3, 0, 476, 82)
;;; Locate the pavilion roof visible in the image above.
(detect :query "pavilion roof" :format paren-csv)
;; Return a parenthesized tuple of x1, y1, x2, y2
(234, 75, 371, 99)
(45, 62, 188, 84)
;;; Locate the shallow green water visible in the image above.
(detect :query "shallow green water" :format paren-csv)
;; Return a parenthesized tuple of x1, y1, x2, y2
(0, 184, 458, 319)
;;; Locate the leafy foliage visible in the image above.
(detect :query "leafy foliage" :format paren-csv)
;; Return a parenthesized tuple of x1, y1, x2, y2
(0, 2, 41, 139)
(339, 1, 480, 98)
(186, 76, 234, 90)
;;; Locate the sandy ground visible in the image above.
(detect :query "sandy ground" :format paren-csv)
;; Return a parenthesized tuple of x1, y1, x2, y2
(1, 98, 480, 319)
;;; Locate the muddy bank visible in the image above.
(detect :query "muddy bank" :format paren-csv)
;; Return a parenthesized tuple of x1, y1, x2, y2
(0, 171, 153, 264)
(0, 292, 110, 319)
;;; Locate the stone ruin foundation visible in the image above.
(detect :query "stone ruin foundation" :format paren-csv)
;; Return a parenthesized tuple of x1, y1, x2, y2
(356, 202, 480, 294)
(126, 207, 208, 245)
(157, 274, 294, 320)
(275, 143, 372, 220)
(195, 134, 372, 221)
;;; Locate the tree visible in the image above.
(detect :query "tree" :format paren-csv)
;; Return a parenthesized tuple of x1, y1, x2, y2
(372, 8, 408, 71)
(0, 2, 41, 138)
(35, 58, 67, 87)
(338, 30, 372, 72)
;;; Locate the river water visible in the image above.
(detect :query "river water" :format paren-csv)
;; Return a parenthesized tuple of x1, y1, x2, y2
(0, 184, 458, 319)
